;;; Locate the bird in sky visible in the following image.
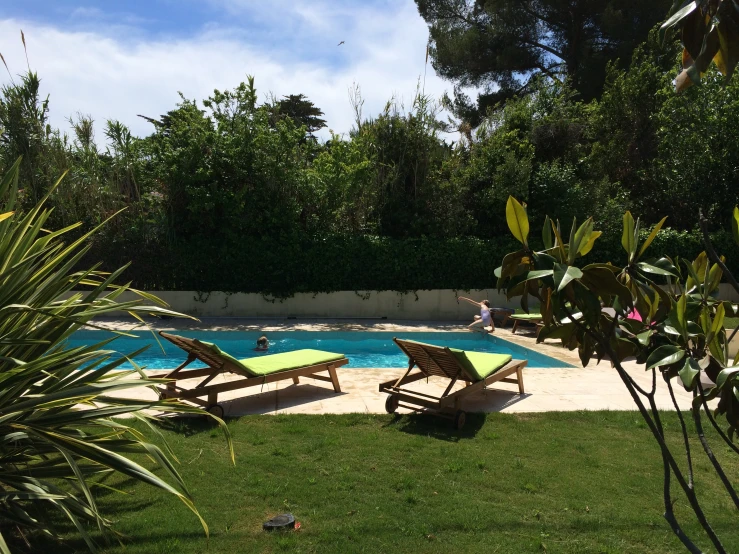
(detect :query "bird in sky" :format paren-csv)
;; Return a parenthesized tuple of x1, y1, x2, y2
(337, 40, 345, 46)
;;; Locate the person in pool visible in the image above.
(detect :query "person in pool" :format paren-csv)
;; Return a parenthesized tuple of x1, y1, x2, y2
(255, 335, 269, 351)
(458, 296, 495, 333)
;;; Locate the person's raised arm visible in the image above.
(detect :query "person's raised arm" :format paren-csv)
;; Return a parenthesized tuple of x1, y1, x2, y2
(457, 296, 481, 307)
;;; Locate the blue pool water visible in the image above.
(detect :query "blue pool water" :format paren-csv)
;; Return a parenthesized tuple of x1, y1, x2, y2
(65, 331, 571, 369)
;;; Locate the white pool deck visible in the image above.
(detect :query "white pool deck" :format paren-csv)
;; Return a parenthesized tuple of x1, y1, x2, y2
(98, 317, 711, 416)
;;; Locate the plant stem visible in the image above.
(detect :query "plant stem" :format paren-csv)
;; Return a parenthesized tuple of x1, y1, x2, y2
(693, 390, 739, 510)
(562, 307, 725, 552)
(612, 358, 708, 553)
(667, 378, 694, 490)
(654, 384, 699, 553)
(697, 381, 739, 456)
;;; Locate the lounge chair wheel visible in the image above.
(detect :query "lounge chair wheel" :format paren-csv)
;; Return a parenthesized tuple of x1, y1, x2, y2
(206, 404, 225, 419)
(385, 394, 399, 414)
(454, 410, 466, 430)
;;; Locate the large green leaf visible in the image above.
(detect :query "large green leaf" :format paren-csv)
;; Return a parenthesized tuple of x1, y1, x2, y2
(637, 261, 677, 277)
(686, 252, 708, 292)
(578, 231, 602, 257)
(660, 0, 698, 32)
(675, 293, 688, 341)
(506, 196, 529, 246)
(716, 367, 739, 390)
(569, 218, 594, 264)
(579, 266, 633, 309)
(678, 358, 701, 390)
(732, 206, 739, 247)
(638, 217, 668, 258)
(542, 215, 553, 250)
(646, 345, 685, 370)
(621, 211, 636, 258)
(553, 264, 583, 292)
(707, 302, 725, 345)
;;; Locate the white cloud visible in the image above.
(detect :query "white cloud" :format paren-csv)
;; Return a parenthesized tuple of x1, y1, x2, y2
(0, 1, 457, 146)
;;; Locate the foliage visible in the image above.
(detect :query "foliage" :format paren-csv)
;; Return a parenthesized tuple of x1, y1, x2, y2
(496, 196, 739, 552)
(415, 0, 672, 122)
(89, 233, 520, 295)
(661, 0, 739, 91)
(2, 41, 739, 295)
(0, 159, 232, 552)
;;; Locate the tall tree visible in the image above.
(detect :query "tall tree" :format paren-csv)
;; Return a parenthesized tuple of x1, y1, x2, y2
(416, 0, 671, 124)
(273, 94, 327, 137)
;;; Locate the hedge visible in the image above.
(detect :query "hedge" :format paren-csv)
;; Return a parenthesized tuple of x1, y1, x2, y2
(86, 230, 739, 296)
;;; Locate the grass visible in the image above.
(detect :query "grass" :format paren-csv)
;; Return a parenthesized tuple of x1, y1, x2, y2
(27, 412, 739, 553)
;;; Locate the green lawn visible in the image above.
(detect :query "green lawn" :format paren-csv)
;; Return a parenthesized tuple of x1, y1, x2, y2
(30, 412, 739, 553)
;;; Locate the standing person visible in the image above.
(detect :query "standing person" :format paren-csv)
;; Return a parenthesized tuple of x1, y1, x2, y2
(458, 296, 495, 333)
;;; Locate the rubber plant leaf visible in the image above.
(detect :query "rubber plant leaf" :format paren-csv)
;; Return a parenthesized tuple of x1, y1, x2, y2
(570, 218, 593, 264)
(707, 302, 726, 345)
(553, 263, 583, 293)
(622, 211, 636, 260)
(678, 358, 702, 390)
(646, 345, 685, 370)
(578, 231, 602, 257)
(637, 262, 676, 277)
(660, 0, 698, 33)
(506, 196, 529, 246)
(638, 216, 667, 259)
(716, 367, 739, 391)
(542, 215, 553, 250)
(676, 293, 688, 342)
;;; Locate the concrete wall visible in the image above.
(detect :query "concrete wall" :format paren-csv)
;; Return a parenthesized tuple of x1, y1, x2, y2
(99, 289, 520, 320)
(82, 283, 739, 321)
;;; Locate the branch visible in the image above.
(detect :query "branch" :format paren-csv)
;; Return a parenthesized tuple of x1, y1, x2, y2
(657, 380, 700, 553)
(519, 38, 566, 62)
(612, 357, 706, 553)
(698, 381, 739, 457)
(692, 388, 739, 510)
(559, 304, 725, 552)
(667, 378, 694, 490)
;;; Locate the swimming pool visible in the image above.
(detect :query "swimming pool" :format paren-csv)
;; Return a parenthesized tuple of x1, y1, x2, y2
(65, 331, 571, 369)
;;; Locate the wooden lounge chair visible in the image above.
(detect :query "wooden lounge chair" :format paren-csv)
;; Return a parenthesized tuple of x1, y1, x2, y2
(379, 338, 527, 429)
(152, 332, 349, 417)
(509, 313, 543, 336)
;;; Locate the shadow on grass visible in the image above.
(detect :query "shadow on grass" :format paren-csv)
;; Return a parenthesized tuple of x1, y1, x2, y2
(386, 411, 487, 441)
(13, 526, 206, 554)
(152, 413, 232, 438)
(6, 494, 160, 554)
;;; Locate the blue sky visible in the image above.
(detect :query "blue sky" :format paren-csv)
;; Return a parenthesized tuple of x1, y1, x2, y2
(0, 1, 452, 141)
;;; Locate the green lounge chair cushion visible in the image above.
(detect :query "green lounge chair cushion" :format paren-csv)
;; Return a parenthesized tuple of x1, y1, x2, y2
(198, 342, 344, 377)
(449, 349, 512, 380)
(399, 339, 511, 381)
(239, 350, 345, 376)
(509, 313, 543, 320)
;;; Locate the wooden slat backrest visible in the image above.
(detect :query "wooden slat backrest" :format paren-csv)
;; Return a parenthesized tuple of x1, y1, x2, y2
(393, 338, 464, 380)
(159, 331, 245, 374)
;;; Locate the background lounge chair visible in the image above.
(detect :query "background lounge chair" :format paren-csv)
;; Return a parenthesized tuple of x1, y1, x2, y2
(509, 313, 544, 336)
(379, 338, 527, 429)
